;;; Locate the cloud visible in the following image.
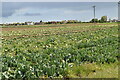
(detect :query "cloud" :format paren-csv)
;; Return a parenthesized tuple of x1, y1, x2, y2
(2, 2, 22, 17)
(1, 2, 90, 17)
(2, 2, 117, 18)
(2, 10, 14, 17)
(64, 10, 91, 14)
(23, 13, 41, 16)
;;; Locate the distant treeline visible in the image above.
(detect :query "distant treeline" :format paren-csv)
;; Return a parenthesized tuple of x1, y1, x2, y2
(0, 16, 118, 26)
(90, 16, 117, 23)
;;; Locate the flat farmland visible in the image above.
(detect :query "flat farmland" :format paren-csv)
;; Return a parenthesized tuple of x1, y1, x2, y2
(1, 23, 119, 79)
(2, 23, 117, 31)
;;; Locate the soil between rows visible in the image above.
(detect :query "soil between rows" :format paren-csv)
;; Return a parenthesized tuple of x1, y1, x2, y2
(1, 23, 117, 31)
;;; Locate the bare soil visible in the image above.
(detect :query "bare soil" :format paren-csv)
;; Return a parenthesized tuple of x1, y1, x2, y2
(2, 23, 117, 31)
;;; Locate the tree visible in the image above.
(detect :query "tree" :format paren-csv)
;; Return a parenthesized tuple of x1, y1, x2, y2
(90, 18, 99, 23)
(40, 20, 42, 23)
(100, 16, 107, 23)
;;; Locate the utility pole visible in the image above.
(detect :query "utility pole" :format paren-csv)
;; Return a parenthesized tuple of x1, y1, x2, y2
(118, 1, 120, 65)
(118, 1, 120, 22)
(92, 5, 96, 25)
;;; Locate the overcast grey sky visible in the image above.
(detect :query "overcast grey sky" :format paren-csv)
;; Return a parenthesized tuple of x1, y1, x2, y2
(1, 2, 118, 23)
(1, 0, 120, 2)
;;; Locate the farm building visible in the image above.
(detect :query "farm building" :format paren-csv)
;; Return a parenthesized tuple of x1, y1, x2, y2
(25, 22, 34, 25)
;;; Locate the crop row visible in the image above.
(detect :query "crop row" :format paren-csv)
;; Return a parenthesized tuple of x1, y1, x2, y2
(1, 25, 118, 79)
(2, 25, 114, 37)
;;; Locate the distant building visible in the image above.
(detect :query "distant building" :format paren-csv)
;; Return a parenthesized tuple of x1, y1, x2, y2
(34, 20, 43, 25)
(108, 18, 112, 23)
(25, 22, 34, 25)
(112, 19, 118, 22)
(108, 19, 118, 23)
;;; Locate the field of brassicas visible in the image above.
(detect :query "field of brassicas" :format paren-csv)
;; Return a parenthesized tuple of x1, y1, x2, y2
(1, 23, 118, 79)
